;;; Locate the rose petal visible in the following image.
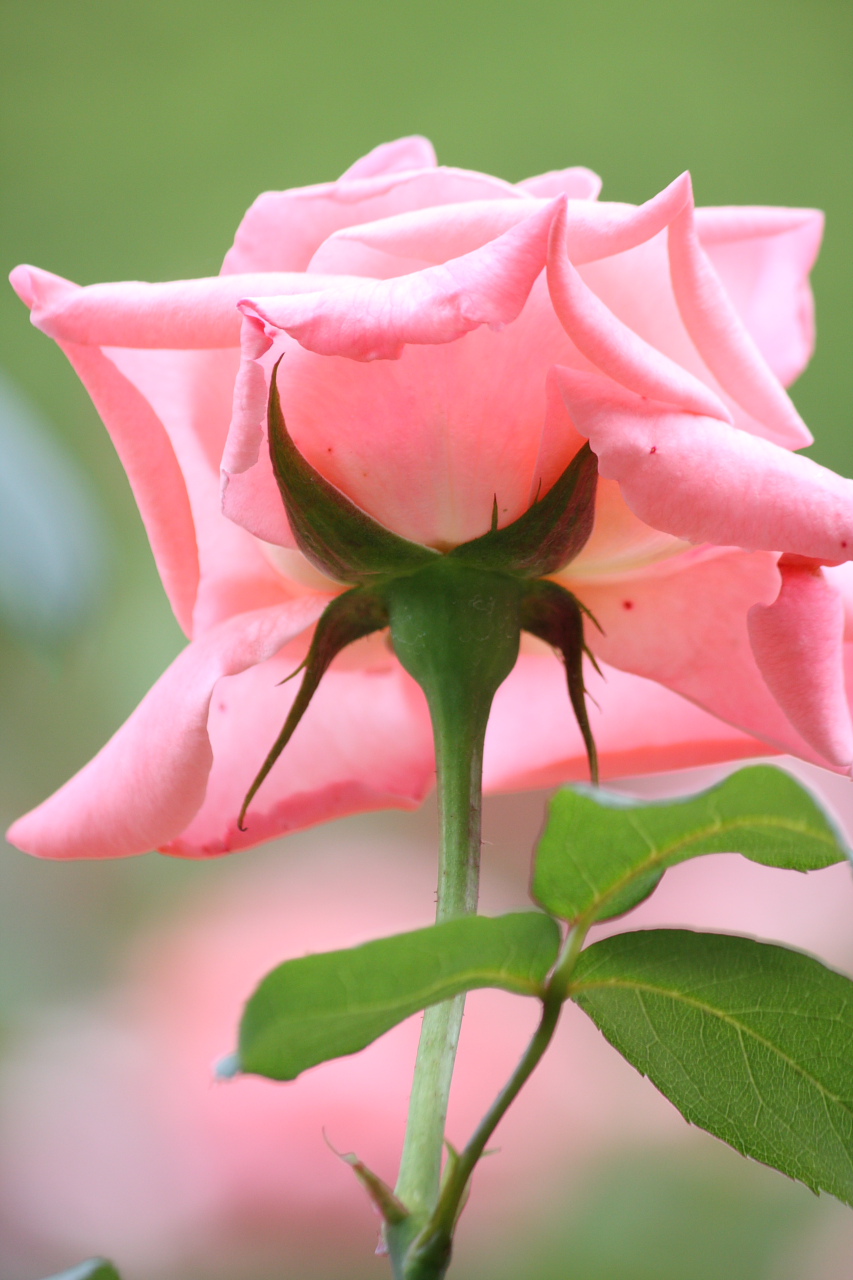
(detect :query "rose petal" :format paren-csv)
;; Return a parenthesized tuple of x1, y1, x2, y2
(568, 548, 834, 764)
(339, 135, 437, 179)
(823, 561, 853, 641)
(556, 368, 853, 562)
(50, 340, 200, 634)
(547, 200, 731, 421)
(238, 199, 561, 362)
(308, 177, 694, 280)
(164, 659, 435, 856)
(307, 199, 540, 278)
(483, 653, 770, 791)
(669, 194, 812, 448)
(222, 166, 521, 275)
(518, 167, 603, 200)
(11, 265, 319, 350)
(104, 346, 295, 631)
(5, 599, 328, 860)
(563, 172, 692, 266)
(696, 206, 823, 387)
(748, 561, 853, 766)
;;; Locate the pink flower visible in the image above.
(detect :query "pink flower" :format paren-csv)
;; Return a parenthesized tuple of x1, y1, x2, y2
(7, 135, 853, 860)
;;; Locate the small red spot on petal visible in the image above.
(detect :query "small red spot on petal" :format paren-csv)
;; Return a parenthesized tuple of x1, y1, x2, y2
(842, 541, 848, 548)
(649, 446, 657, 454)
(622, 600, 634, 610)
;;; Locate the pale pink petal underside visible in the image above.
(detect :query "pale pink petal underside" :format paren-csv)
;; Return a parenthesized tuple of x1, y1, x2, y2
(669, 199, 812, 447)
(546, 201, 730, 421)
(59, 341, 200, 633)
(748, 561, 853, 767)
(484, 654, 770, 791)
(222, 166, 521, 275)
(695, 205, 823, 387)
(557, 368, 853, 562)
(6, 600, 327, 860)
(239, 200, 560, 361)
(339, 135, 437, 179)
(571, 548, 838, 766)
(11, 265, 329, 350)
(518, 167, 603, 200)
(165, 661, 436, 856)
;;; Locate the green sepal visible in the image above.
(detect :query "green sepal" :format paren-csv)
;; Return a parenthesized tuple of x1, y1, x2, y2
(236, 911, 560, 1081)
(43, 1262, 121, 1280)
(268, 359, 438, 584)
(239, 585, 389, 828)
(325, 1137, 410, 1226)
(386, 559, 525, 720)
(520, 577, 600, 784)
(533, 765, 848, 926)
(449, 443, 598, 577)
(570, 929, 853, 1205)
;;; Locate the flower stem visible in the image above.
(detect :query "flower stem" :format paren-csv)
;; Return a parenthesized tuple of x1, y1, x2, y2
(403, 923, 589, 1277)
(383, 560, 525, 1279)
(394, 707, 485, 1220)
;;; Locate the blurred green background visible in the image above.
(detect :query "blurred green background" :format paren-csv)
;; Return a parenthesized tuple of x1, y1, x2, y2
(1, 1, 852, 1277)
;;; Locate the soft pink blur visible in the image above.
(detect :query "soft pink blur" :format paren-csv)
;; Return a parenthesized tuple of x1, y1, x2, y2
(1, 788, 852, 1278)
(8, 135, 853, 861)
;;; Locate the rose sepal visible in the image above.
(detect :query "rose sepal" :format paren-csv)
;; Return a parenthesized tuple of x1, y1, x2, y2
(268, 358, 439, 584)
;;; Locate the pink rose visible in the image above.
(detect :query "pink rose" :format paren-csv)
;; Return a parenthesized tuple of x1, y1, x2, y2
(8, 135, 853, 860)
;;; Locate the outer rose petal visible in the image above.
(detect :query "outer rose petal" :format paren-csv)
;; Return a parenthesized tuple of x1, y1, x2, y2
(518, 167, 602, 200)
(568, 549, 834, 764)
(557, 369, 853, 562)
(483, 653, 770, 791)
(748, 562, 853, 767)
(695, 206, 823, 387)
(11, 265, 320, 350)
(55, 341, 200, 633)
(6, 599, 328, 860)
(668, 197, 812, 448)
(823, 561, 853, 640)
(222, 164, 521, 276)
(546, 199, 731, 421)
(238, 200, 560, 361)
(103, 347, 292, 632)
(339, 135, 437, 178)
(307, 200, 541, 278)
(307, 176, 695, 278)
(165, 659, 436, 856)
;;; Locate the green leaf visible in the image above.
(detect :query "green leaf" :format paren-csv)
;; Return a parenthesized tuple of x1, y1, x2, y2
(533, 765, 848, 925)
(238, 911, 560, 1081)
(571, 929, 853, 1203)
(43, 1261, 121, 1280)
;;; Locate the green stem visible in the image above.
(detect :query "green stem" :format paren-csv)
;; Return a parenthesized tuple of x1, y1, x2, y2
(404, 924, 589, 1275)
(394, 706, 485, 1218)
(383, 560, 525, 1279)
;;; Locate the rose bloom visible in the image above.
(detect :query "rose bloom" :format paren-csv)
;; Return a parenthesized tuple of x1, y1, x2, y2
(3, 826, 852, 1278)
(8, 135, 853, 859)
